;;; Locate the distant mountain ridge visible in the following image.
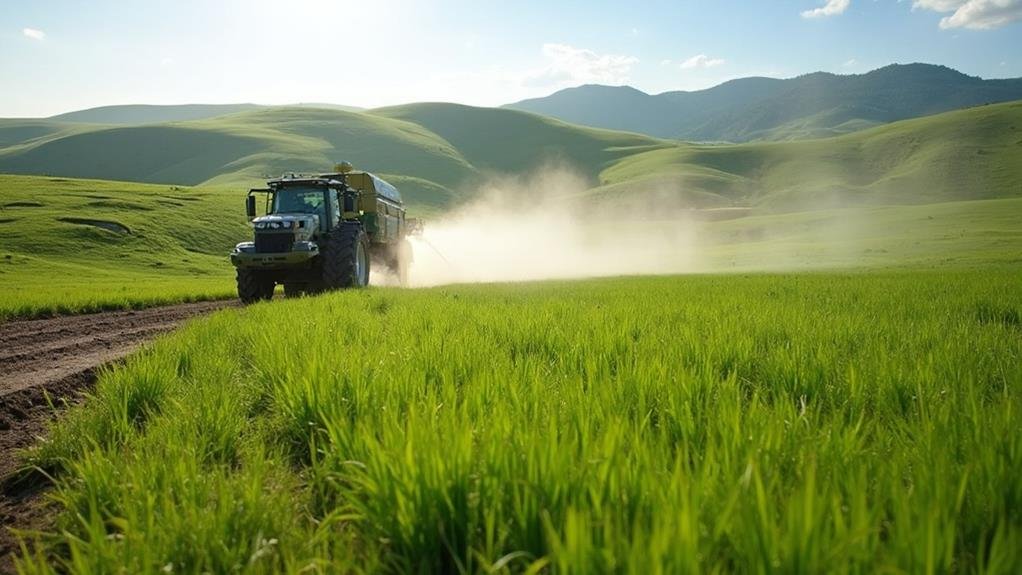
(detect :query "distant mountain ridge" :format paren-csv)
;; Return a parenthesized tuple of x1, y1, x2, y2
(505, 63, 1022, 142)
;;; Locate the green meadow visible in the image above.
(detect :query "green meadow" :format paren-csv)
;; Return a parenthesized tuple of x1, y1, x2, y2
(0, 175, 240, 319)
(19, 271, 1022, 573)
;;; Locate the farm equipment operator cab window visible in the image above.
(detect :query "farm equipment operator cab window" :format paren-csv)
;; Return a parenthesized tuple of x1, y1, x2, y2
(274, 188, 325, 217)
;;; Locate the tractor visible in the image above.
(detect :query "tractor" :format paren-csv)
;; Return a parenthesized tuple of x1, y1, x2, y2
(229, 163, 415, 302)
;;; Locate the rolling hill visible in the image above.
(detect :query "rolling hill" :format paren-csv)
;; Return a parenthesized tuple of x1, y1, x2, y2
(48, 103, 265, 125)
(506, 64, 1022, 142)
(0, 105, 669, 212)
(0, 175, 242, 318)
(0, 98, 1020, 216)
(45, 103, 366, 125)
(590, 99, 1022, 210)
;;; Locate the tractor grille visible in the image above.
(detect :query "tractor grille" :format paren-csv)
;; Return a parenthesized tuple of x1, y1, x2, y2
(254, 232, 295, 254)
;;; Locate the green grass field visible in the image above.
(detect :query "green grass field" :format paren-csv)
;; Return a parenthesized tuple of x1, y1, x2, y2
(18, 271, 1021, 573)
(0, 175, 242, 319)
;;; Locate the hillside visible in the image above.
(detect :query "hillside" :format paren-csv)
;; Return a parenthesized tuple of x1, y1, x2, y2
(1, 99, 1019, 217)
(0, 175, 242, 318)
(0, 105, 667, 212)
(590, 99, 1022, 210)
(48, 103, 265, 125)
(506, 64, 1022, 142)
(371, 103, 661, 176)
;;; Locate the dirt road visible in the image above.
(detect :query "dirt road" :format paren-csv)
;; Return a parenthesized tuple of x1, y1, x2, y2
(0, 300, 236, 571)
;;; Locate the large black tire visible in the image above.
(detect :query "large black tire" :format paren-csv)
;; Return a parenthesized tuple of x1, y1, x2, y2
(236, 269, 274, 304)
(321, 222, 370, 289)
(283, 283, 304, 298)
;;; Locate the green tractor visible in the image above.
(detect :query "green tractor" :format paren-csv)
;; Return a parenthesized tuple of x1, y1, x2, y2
(230, 163, 415, 302)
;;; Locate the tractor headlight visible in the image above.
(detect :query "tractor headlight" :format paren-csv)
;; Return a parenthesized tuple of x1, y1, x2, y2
(254, 222, 266, 230)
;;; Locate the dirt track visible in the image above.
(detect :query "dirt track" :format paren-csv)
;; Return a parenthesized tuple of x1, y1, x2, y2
(0, 300, 236, 571)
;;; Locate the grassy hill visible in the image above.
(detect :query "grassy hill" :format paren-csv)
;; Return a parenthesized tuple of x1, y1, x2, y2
(48, 104, 265, 125)
(591, 100, 1022, 210)
(0, 175, 243, 318)
(1, 99, 1019, 217)
(507, 64, 1022, 142)
(0, 105, 669, 213)
(371, 103, 661, 177)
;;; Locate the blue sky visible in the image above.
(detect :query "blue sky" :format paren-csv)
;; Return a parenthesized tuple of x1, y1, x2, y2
(2, 0, 1020, 116)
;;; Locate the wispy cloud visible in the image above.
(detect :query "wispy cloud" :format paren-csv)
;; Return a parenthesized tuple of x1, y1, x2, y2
(522, 43, 638, 88)
(913, 0, 1022, 29)
(843, 58, 858, 67)
(801, 0, 851, 18)
(680, 54, 726, 69)
(22, 27, 45, 40)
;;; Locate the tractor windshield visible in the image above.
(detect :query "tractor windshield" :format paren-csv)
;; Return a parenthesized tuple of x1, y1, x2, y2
(273, 187, 326, 215)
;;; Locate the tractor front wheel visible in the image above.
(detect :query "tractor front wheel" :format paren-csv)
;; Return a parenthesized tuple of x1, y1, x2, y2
(283, 283, 305, 298)
(321, 223, 370, 290)
(236, 269, 274, 304)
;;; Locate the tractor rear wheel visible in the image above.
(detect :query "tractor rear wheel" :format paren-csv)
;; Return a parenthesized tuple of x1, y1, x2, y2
(321, 222, 370, 290)
(237, 269, 274, 303)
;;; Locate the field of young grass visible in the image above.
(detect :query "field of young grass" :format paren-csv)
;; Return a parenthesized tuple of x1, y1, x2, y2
(19, 271, 1021, 573)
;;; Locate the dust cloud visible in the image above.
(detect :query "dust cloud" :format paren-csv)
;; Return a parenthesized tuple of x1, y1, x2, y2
(400, 169, 703, 287)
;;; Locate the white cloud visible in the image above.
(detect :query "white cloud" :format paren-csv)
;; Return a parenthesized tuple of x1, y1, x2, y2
(660, 59, 673, 66)
(913, 0, 1022, 29)
(801, 0, 851, 18)
(22, 27, 45, 40)
(843, 58, 858, 67)
(522, 43, 638, 88)
(680, 54, 726, 69)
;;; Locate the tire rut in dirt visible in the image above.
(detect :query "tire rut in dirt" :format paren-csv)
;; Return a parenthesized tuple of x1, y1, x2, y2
(0, 368, 97, 573)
